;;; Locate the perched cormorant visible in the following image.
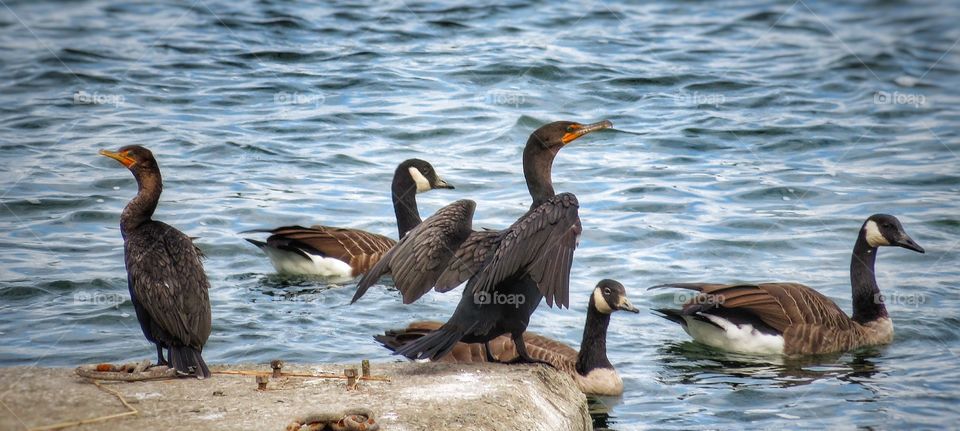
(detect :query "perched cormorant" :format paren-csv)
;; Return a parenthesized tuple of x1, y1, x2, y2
(353, 120, 613, 363)
(101, 145, 212, 378)
(375, 280, 639, 396)
(652, 214, 924, 356)
(243, 159, 453, 280)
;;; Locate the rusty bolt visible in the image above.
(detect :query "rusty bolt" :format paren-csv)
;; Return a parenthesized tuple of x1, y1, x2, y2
(256, 375, 269, 391)
(271, 359, 284, 378)
(344, 367, 358, 390)
(361, 360, 370, 378)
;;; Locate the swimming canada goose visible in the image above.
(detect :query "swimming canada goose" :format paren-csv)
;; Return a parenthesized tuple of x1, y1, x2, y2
(244, 159, 453, 279)
(652, 214, 925, 356)
(353, 120, 613, 363)
(375, 280, 639, 396)
(100, 146, 212, 378)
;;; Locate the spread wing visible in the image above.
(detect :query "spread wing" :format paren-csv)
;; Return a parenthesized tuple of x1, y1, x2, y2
(353, 200, 476, 304)
(651, 282, 854, 334)
(434, 229, 502, 292)
(125, 222, 212, 348)
(467, 193, 581, 308)
(253, 225, 396, 276)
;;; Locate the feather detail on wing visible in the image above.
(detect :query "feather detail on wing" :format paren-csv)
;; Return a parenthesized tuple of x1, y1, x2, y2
(253, 225, 396, 276)
(353, 200, 476, 304)
(126, 221, 211, 349)
(651, 282, 853, 334)
(467, 193, 581, 308)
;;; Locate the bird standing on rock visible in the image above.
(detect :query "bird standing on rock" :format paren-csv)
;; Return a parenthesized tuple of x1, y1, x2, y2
(101, 145, 212, 378)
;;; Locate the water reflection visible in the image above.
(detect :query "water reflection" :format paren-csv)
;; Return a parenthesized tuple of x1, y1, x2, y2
(657, 341, 883, 391)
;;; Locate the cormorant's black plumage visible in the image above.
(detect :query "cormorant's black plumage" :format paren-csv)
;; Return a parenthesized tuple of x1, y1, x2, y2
(101, 145, 212, 378)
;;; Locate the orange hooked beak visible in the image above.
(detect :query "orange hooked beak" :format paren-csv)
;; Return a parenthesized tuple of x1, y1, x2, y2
(99, 149, 137, 168)
(561, 120, 613, 145)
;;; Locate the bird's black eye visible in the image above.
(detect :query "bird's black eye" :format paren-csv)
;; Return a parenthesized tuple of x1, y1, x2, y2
(603, 287, 611, 295)
(883, 223, 893, 229)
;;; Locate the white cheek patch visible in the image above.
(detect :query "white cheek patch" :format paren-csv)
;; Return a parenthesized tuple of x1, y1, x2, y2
(408, 167, 431, 193)
(593, 288, 613, 314)
(864, 220, 890, 247)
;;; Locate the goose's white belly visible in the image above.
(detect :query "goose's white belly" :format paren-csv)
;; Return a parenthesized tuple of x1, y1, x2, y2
(683, 314, 785, 355)
(263, 247, 354, 281)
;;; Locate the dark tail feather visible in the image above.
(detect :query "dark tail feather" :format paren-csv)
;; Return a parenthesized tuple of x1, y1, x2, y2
(653, 308, 688, 327)
(169, 346, 210, 379)
(374, 331, 407, 353)
(394, 324, 470, 361)
(244, 238, 267, 249)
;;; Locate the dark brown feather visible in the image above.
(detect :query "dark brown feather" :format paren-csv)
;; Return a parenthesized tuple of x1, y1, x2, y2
(656, 282, 882, 355)
(467, 193, 580, 308)
(125, 220, 211, 350)
(263, 225, 396, 276)
(379, 321, 579, 371)
(353, 200, 476, 304)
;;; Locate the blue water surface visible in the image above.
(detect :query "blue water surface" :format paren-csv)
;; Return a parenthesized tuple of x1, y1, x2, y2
(1, 1, 958, 429)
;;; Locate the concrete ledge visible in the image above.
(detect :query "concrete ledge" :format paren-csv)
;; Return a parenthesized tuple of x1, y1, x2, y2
(0, 363, 591, 431)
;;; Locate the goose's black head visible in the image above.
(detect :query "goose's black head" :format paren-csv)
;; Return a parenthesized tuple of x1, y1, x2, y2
(527, 120, 613, 153)
(591, 279, 639, 314)
(862, 214, 924, 253)
(397, 158, 454, 193)
(100, 145, 159, 176)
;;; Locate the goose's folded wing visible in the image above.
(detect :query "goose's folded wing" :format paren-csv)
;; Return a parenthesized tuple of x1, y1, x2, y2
(353, 200, 476, 304)
(259, 225, 396, 274)
(467, 193, 581, 308)
(651, 282, 852, 333)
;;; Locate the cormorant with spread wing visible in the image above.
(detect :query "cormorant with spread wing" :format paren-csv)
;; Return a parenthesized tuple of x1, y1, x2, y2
(352, 120, 612, 363)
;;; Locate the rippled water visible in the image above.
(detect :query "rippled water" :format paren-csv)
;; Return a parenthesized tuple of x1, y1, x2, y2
(1, 0, 959, 429)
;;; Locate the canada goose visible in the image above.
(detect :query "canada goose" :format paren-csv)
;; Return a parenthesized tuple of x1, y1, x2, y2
(353, 120, 613, 363)
(100, 146, 212, 378)
(243, 159, 453, 280)
(375, 280, 639, 396)
(652, 214, 925, 356)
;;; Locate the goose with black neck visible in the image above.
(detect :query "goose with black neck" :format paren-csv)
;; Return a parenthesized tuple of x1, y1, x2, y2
(652, 214, 924, 356)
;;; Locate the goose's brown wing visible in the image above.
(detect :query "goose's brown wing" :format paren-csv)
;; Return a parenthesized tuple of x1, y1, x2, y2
(653, 282, 854, 334)
(377, 321, 578, 371)
(125, 221, 211, 349)
(467, 193, 581, 308)
(353, 200, 476, 304)
(262, 225, 396, 276)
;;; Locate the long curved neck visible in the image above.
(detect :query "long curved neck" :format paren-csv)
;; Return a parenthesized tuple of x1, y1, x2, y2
(391, 172, 421, 238)
(575, 297, 613, 375)
(523, 142, 557, 210)
(121, 168, 161, 236)
(851, 230, 885, 324)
